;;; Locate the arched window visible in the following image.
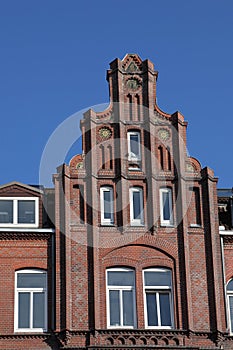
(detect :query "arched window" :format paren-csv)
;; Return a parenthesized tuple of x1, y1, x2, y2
(106, 267, 136, 328)
(227, 279, 233, 333)
(15, 269, 47, 332)
(143, 268, 174, 328)
(100, 186, 114, 225)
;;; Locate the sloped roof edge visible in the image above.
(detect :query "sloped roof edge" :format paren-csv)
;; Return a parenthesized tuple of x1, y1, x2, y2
(0, 181, 43, 194)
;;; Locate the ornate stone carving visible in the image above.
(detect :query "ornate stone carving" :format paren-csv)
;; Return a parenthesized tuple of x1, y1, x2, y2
(158, 128, 170, 141)
(98, 127, 112, 140)
(125, 78, 141, 91)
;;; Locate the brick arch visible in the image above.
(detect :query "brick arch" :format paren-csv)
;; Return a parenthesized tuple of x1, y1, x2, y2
(101, 235, 178, 262)
(102, 244, 174, 271)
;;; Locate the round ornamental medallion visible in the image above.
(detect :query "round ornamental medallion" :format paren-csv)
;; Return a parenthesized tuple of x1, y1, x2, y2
(98, 127, 112, 140)
(76, 162, 83, 169)
(126, 78, 140, 91)
(158, 128, 170, 141)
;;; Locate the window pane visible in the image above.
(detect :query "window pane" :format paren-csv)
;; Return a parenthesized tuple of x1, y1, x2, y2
(227, 280, 233, 291)
(162, 192, 170, 220)
(108, 271, 134, 286)
(146, 292, 158, 326)
(103, 190, 112, 220)
(33, 292, 45, 328)
(133, 191, 141, 220)
(130, 134, 140, 158)
(18, 292, 30, 328)
(0, 200, 13, 223)
(160, 293, 172, 326)
(109, 290, 120, 326)
(123, 290, 134, 326)
(17, 273, 46, 288)
(229, 296, 233, 332)
(18, 200, 35, 224)
(144, 270, 171, 287)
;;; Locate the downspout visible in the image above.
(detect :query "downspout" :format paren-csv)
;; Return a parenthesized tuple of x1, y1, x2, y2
(51, 232, 55, 330)
(220, 234, 229, 332)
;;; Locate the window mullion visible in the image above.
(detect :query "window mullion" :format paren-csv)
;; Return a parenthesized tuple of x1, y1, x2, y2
(13, 199, 18, 224)
(120, 289, 123, 326)
(156, 292, 161, 326)
(30, 291, 33, 329)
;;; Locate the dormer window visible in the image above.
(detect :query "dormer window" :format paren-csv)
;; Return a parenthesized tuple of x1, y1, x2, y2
(0, 197, 39, 227)
(127, 131, 141, 161)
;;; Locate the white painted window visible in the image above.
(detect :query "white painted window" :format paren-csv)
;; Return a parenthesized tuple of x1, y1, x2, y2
(100, 187, 114, 225)
(106, 268, 136, 328)
(127, 131, 141, 161)
(227, 279, 233, 334)
(143, 268, 174, 329)
(130, 187, 144, 226)
(160, 188, 173, 226)
(0, 197, 39, 227)
(15, 269, 47, 332)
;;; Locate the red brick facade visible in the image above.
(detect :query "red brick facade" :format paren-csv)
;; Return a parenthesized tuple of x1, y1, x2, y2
(0, 54, 232, 349)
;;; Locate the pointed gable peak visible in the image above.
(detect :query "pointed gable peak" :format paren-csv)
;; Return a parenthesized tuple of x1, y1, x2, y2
(0, 181, 43, 194)
(122, 53, 143, 71)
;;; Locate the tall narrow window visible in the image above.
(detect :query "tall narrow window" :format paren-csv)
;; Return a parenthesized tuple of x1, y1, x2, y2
(227, 279, 233, 333)
(130, 187, 144, 226)
(136, 94, 141, 121)
(158, 146, 164, 170)
(143, 268, 173, 328)
(106, 268, 136, 328)
(100, 186, 114, 225)
(189, 187, 201, 227)
(127, 94, 133, 121)
(160, 188, 173, 226)
(15, 270, 47, 332)
(127, 131, 141, 161)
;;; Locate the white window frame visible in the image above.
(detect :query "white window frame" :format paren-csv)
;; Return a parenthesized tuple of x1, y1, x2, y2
(227, 279, 233, 334)
(127, 131, 141, 161)
(159, 188, 173, 226)
(106, 267, 136, 329)
(129, 187, 144, 226)
(100, 186, 114, 225)
(0, 197, 39, 227)
(143, 268, 174, 329)
(14, 269, 47, 332)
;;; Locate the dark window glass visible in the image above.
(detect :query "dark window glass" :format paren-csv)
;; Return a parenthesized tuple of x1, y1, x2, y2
(33, 292, 45, 328)
(146, 292, 158, 326)
(18, 200, 35, 223)
(0, 200, 13, 223)
(103, 190, 112, 219)
(18, 292, 30, 328)
(109, 290, 120, 326)
(162, 192, 170, 220)
(160, 293, 172, 326)
(144, 270, 171, 287)
(17, 273, 46, 288)
(123, 290, 134, 326)
(227, 280, 233, 291)
(108, 271, 134, 286)
(133, 191, 141, 220)
(130, 134, 140, 158)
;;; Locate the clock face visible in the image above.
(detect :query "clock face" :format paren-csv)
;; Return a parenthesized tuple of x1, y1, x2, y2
(158, 128, 170, 141)
(98, 127, 112, 140)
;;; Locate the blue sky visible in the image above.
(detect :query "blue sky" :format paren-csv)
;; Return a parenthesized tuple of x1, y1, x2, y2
(0, 0, 232, 188)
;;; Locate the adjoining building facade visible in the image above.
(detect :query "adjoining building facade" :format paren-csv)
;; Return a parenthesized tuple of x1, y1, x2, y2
(0, 54, 232, 349)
